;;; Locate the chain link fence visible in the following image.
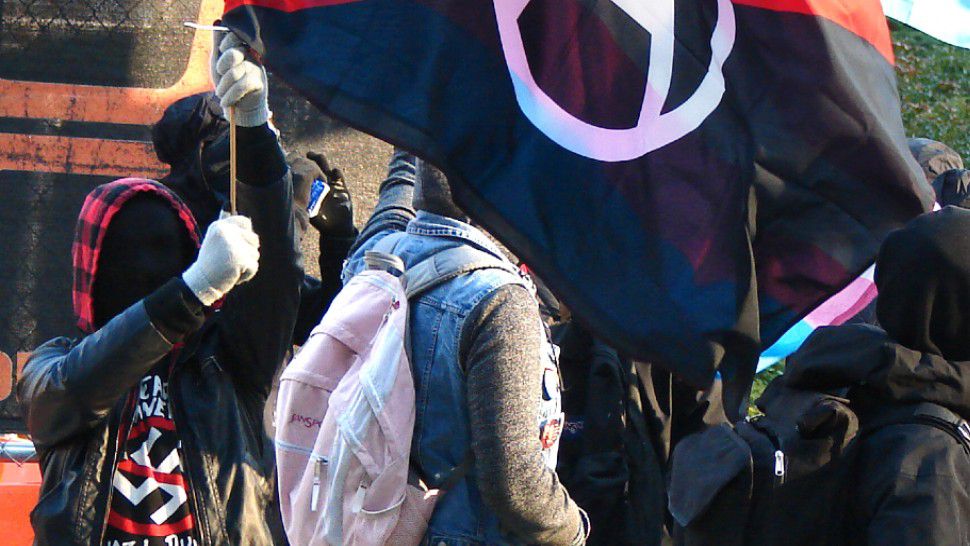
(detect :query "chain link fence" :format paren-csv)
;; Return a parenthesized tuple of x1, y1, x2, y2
(0, 0, 202, 87)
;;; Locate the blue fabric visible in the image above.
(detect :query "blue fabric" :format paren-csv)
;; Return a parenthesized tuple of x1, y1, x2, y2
(344, 212, 525, 545)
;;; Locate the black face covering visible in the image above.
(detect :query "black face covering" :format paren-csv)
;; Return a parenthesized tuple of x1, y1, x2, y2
(91, 195, 196, 328)
(876, 206, 970, 360)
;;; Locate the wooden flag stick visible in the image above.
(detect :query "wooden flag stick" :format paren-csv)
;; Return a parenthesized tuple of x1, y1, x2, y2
(228, 105, 237, 215)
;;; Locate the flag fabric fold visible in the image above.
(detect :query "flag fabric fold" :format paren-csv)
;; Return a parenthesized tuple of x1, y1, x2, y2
(224, 0, 933, 414)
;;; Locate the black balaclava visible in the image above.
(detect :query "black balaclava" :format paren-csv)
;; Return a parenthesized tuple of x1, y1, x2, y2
(92, 194, 196, 329)
(932, 169, 970, 209)
(413, 158, 468, 221)
(875, 206, 970, 361)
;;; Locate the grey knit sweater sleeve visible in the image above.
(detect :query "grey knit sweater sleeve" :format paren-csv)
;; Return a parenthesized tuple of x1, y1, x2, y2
(460, 284, 586, 546)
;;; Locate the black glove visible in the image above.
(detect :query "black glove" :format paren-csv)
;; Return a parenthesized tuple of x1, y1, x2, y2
(287, 151, 320, 213)
(306, 151, 355, 236)
(288, 150, 355, 235)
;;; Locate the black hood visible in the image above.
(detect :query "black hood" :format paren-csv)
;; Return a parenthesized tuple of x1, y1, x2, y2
(875, 206, 970, 361)
(932, 169, 970, 209)
(152, 92, 231, 227)
(784, 324, 970, 420)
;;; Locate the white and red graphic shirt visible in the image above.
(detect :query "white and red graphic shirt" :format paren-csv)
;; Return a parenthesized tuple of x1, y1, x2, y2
(103, 363, 197, 546)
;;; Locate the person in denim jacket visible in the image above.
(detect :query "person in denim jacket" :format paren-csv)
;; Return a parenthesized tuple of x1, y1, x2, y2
(343, 150, 587, 545)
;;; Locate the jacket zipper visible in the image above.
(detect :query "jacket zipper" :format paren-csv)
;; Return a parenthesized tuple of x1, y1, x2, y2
(169, 354, 211, 545)
(97, 391, 137, 545)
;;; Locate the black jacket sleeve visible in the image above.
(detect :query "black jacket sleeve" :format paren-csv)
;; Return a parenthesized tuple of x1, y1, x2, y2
(346, 149, 416, 259)
(17, 278, 205, 451)
(216, 124, 303, 397)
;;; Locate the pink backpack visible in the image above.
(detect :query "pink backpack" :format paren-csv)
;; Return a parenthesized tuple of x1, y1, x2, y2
(275, 244, 520, 545)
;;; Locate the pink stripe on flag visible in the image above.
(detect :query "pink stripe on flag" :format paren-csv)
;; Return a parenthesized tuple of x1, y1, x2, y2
(802, 265, 876, 327)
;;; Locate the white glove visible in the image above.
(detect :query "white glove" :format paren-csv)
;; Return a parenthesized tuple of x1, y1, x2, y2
(182, 214, 260, 306)
(212, 32, 271, 127)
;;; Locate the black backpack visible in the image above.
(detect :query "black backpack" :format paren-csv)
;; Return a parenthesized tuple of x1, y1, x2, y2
(668, 376, 970, 546)
(553, 322, 667, 546)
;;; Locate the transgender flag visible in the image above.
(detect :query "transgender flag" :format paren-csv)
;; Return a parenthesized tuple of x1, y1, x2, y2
(759, 200, 944, 371)
(758, 266, 876, 371)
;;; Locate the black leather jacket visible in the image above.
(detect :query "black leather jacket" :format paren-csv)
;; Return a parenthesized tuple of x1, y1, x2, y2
(18, 168, 302, 545)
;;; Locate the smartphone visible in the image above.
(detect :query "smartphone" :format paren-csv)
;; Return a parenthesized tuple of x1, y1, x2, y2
(307, 178, 331, 217)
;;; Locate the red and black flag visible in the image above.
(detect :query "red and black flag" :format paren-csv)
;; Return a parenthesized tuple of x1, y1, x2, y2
(223, 0, 933, 413)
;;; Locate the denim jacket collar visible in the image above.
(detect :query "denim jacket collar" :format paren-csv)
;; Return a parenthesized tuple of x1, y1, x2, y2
(407, 211, 508, 263)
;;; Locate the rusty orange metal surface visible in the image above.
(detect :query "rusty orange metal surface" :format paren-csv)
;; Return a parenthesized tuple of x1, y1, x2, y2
(0, 133, 167, 179)
(0, 0, 219, 179)
(0, 352, 29, 402)
(0, 443, 41, 546)
(0, 133, 168, 179)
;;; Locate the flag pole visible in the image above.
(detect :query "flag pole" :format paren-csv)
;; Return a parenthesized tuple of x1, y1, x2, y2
(229, 105, 237, 215)
(184, 22, 237, 214)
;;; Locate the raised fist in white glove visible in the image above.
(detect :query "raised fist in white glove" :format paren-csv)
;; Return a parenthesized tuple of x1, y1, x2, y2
(211, 31, 271, 127)
(182, 214, 260, 306)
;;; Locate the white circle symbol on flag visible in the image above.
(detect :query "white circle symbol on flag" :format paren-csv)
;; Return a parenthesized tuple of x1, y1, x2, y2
(494, 0, 736, 162)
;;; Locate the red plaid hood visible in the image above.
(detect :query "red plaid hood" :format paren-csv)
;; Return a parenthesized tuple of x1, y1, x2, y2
(73, 178, 200, 334)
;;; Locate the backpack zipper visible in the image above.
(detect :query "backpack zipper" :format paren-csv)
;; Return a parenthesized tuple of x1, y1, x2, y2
(750, 417, 787, 484)
(911, 414, 970, 457)
(774, 450, 786, 479)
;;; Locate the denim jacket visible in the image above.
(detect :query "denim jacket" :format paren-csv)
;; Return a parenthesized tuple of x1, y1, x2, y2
(343, 211, 563, 545)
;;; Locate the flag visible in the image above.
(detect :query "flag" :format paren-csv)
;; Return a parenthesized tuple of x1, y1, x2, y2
(224, 0, 933, 412)
(883, 0, 970, 49)
(759, 265, 876, 371)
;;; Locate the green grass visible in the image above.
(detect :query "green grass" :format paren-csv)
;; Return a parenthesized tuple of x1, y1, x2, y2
(893, 22, 970, 159)
(748, 23, 968, 417)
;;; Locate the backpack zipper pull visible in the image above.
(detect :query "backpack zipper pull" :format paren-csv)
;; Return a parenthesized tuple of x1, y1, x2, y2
(311, 458, 323, 512)
(351, 483, 368, 513)
(774, 450, 786, 477)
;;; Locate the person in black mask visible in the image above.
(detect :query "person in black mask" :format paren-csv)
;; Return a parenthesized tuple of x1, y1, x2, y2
(781, 206, 970, 545)
(151, 92, 357, 345)
(17, 31, 302, 546)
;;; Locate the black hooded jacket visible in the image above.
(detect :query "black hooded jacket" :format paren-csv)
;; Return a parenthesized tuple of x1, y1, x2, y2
(17, 125, 301, 545)
(784, 207, 970, 546)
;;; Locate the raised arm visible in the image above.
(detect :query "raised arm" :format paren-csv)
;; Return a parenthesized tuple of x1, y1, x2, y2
(341, 149, 417, 279)
(206, 32, 303, 395)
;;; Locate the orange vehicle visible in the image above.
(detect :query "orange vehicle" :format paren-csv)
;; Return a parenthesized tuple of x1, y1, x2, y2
(0, 1, 221, 542)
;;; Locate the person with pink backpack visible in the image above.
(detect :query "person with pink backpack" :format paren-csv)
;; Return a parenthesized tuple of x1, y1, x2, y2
(275, 150, 588, 545)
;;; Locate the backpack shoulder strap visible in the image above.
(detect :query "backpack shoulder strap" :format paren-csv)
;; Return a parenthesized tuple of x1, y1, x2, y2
(400, 246, 520, 492)
(401, 245, 523, 301)
(863, 402, 970, 456)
